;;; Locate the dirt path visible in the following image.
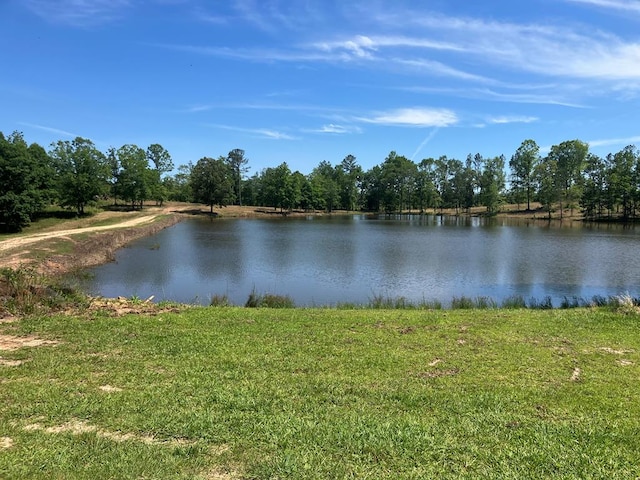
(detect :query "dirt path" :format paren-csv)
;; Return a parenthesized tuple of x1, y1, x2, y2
(0, 214, 160, 253)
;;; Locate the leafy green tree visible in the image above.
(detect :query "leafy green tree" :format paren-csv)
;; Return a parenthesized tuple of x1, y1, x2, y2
(146, 144, 173, 206)
(534, 156, 558, 219)
(50, 137, 108, 215)
(105, 147, 121, 205)
(415, 158, 439, 212)
(509, 139, 539, 210)
(379, 151, 417, 213)
(361, 165, 383, 212)
(259, 162, 296, 212)
(117, 144, 149, 209)
(241, 172, 261, 207)
(165, 163, 193, 202)
(190, 156, 234, 212)
(581, 153, 607, 219)
(0, 132, 54, 231)
(338, 154, 362, 211)
(226, 148, 250, 206)
(547, 140, 588, 218)
(607, 145, 638, 220)
(479, 155, 506, 215)
(309, 160, 339, 212)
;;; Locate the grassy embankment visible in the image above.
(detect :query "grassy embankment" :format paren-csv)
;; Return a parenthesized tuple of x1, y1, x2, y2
(1, 305, 639, 479)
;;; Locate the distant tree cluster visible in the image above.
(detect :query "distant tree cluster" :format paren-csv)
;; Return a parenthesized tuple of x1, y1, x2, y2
(3, 130, 640, 232)
(242, 139, 640, 221)
(0, 132, 173, 232)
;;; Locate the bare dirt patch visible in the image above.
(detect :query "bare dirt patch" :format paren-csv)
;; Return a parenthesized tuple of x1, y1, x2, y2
(22, 419, 193, 447)
(0, 334, 58, 351)
(88, 296, 184, 316)
(0, 437, 13, 449)
(0, 357, 25, 366)
(99, 384, 123, 393)
(617, 359, 634, 366)
(599, 347, 634, 355)
(570, 367, 582, 382)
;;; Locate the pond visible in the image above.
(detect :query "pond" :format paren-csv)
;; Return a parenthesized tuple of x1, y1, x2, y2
(79, 214, 640, 307)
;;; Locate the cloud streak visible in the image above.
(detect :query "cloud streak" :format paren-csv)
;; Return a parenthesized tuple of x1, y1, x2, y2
(18, 122, 78, 138)
(358, 107, 458, 127)
(565, 0, 640, 13)
(207, 124, 297, 140)
(25, 0, 132, 26)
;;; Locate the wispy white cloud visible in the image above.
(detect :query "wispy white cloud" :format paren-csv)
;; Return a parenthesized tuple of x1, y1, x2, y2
(587, 135, 640, 148)
(487, 116, 539, 125)
(207, 124, 297, 140)
(411, 128, 440, 160)
(25, 0, 132, 26)
(18, 121, 78, 138)
(396, 12, 640, 82)
(565, 0, 640, 13)
(306, 124, 363, 134)
(401, 85, 586, 107)
(392, 58, 493, 83)
(184, 104, 214, 113)
(357, 107, 458, 127)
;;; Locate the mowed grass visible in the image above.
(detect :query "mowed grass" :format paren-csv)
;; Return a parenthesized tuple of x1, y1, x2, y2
(1, 307, 639, 479)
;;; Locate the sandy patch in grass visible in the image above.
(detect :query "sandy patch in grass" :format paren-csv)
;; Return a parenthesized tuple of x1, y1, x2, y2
(617, 359, 634, 366)
(428, 358, 442, 367)
(0, 334, 58, 351)
(23, 419, 194, 447)
(203, 469, 242, 480)
(0, 357, 25, 366)
(0, 437, 13, 449)
(98, 384, 123, 392)
(599, 347, 634, 355)
(570, 367, 581, 381)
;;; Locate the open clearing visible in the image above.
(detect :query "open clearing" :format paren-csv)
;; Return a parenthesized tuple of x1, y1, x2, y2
(1, 307, 639, 479)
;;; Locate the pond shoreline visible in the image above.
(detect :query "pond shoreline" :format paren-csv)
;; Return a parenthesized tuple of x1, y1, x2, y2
(0, 202, 593, 279)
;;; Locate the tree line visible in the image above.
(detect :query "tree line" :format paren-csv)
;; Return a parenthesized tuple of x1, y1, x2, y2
(2, 130, 640, 232)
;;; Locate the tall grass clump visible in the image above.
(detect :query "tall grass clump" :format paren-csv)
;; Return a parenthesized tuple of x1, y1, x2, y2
(209, 293, 231, 307)
(528, 296, 553, 309)
(475, 296, 498, 309)
(611, 293, 640, 315)
(0, 267, 87, 315)
(418, 299, 443, 310)
(245, 289, 295, 308)
(501, 295, 527, 309)
(560, 296, 586, 309)
(450, 296, 475, 309)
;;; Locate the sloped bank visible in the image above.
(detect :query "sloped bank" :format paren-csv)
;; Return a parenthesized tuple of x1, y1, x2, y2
(40, 214, 184, 276)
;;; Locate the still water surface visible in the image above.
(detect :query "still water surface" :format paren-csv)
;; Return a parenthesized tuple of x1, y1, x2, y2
(82, 215, 640, 306)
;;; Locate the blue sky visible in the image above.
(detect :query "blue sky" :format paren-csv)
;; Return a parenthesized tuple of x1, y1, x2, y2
(2, 0, 640, 174)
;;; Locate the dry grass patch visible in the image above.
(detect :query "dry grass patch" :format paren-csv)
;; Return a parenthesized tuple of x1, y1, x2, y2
(0, 437, 13, 449)
(0, 334, 58, 351)
(22, 419, 194, 447)
(98, 384, 123, 392)
(0, 357, 25, 366)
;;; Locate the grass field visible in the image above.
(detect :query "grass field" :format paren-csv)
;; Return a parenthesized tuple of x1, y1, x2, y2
(1, 306, 639, 479)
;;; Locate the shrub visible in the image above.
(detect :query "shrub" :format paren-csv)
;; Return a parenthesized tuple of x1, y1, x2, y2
(451, 296, 475, 309)
(245, 289, 295, 308)
(210, 294, 230, 307)
(501, 295, 527, 309)
(529, 296, 553, 309)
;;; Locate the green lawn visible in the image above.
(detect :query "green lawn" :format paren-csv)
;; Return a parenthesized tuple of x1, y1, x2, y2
(1, 307, 639, 479)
